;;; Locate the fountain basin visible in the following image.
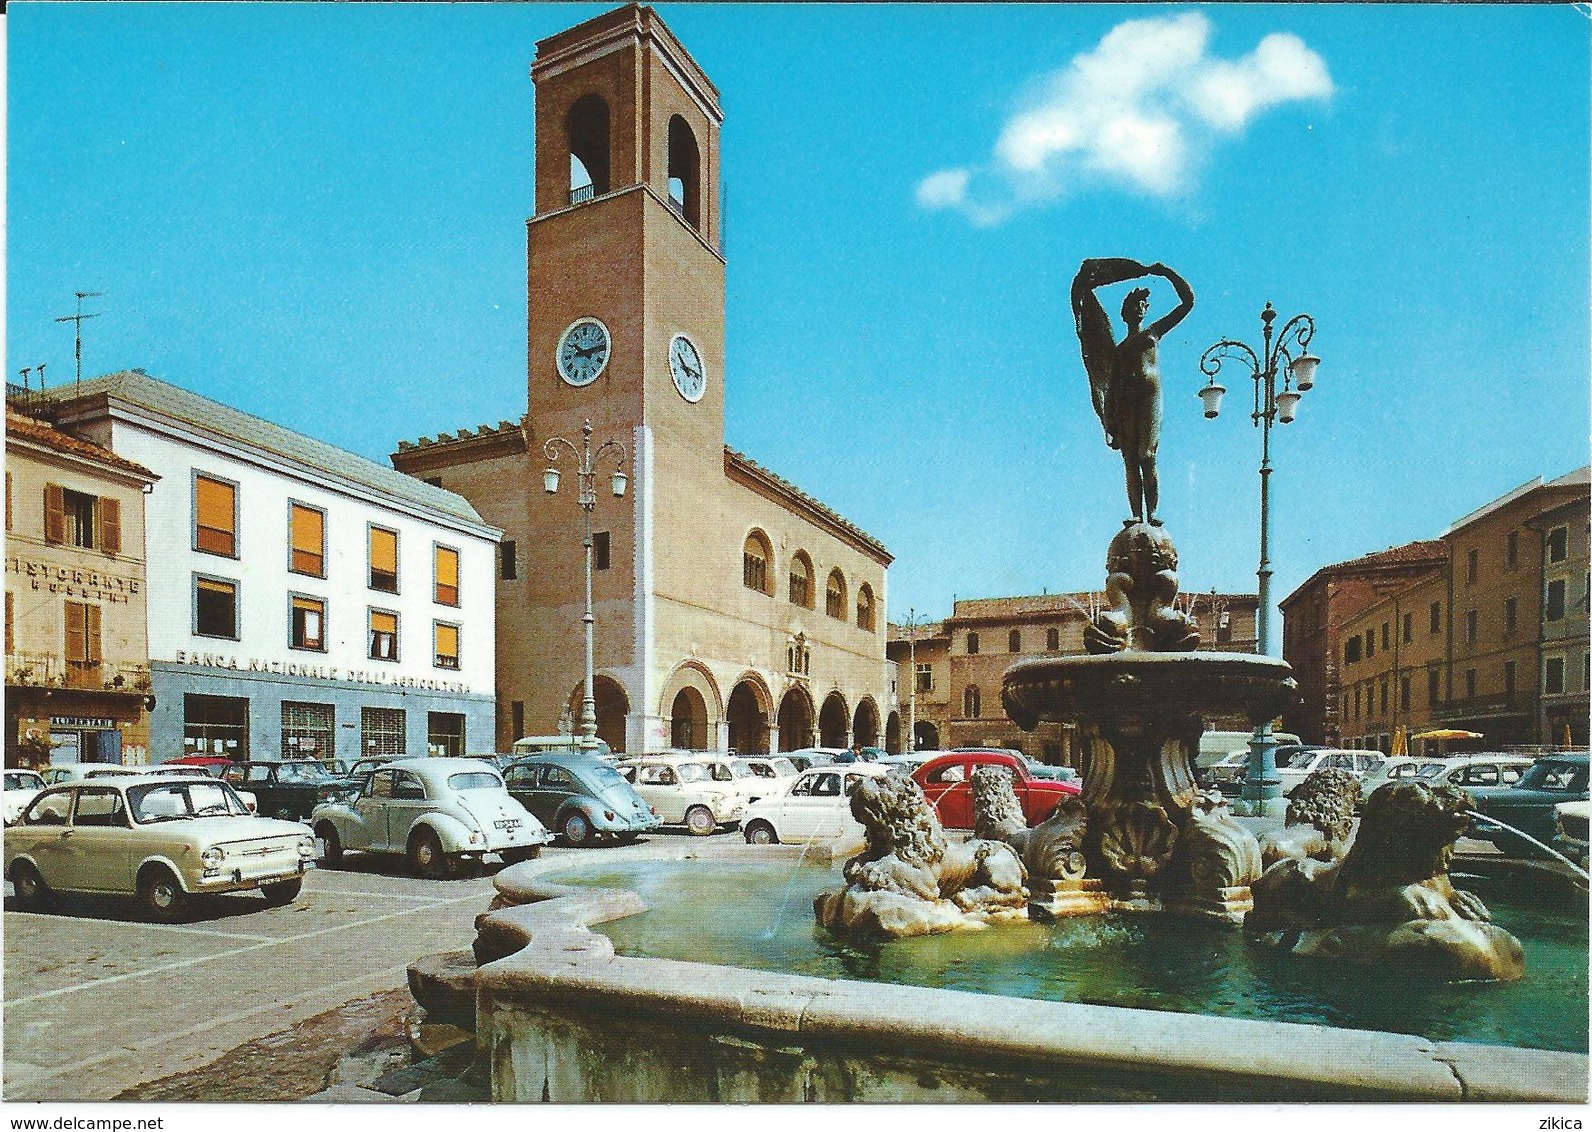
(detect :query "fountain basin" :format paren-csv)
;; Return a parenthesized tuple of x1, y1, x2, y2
(440, 843, 1588, 1103)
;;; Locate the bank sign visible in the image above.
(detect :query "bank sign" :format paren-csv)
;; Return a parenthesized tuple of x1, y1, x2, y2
(170, 649, 472, 695)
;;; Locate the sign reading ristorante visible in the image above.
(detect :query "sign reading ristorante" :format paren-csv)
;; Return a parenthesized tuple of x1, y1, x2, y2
(167, 649, 472, 695)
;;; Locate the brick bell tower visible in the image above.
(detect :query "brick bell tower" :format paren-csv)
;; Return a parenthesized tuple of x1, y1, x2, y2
(523, 4, 727, 752)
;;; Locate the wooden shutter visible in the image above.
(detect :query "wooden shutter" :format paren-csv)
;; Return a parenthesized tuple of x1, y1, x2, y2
(64, 601, 86, 662)
(5, 592, 12, 655)
(99, 497, 121, 556)
(86, 604, 102, 663)
(44, 484, 65, 545)
(5, 472, 11, 531)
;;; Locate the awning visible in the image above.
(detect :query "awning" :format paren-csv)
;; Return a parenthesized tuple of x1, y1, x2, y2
(1411, 728, 1484, 741)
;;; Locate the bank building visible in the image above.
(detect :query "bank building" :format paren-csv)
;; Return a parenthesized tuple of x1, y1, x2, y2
(393, 5, 894, 755)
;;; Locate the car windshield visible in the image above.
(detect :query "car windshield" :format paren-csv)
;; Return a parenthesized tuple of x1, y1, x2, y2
(1516, 761, 1590, 793)
(1273, 749, 1314, 769)
(1414, 762, 1455, 779)
(677, 763, 710, 783)
(5, 772, 44, 790)
(448, 771, 503, 792)
(276, 761, 333, 783)
(129, 780, 250, 822)
(728, 759, 754, 779)
(768, 758, 797, 777)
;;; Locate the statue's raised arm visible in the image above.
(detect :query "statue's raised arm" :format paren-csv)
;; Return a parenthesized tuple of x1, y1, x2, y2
(1146, 262, 1194, 340)
(1072, 258, 1150, 445)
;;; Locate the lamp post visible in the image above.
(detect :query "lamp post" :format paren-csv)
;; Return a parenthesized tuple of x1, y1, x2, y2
(543, 419, 629, 751)
(901, 608, 924, 751)
(1198, 303, 1320, 815)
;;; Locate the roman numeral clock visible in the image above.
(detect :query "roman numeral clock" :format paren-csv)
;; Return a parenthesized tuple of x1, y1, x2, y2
(556, 318, 611, 387)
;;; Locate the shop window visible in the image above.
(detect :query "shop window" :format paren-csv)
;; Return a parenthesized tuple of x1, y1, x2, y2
(963, 685, 981, 719)
(369, 609, 399, 662)
(857, 584, 876, 632)
(434, 622, 460, 670)
(594, 531, 611, 571)
(282, 701, 334, 761)
(434, 545, 460, 606)
(369, 526, 399, 593)
(184, 693, 248, 760)
(1549, 526, 1569, 564)
(789, 552, 814, 609)
(427, 712, 465, 758)
(195, 576, 239, 639)
(290, 595, 326, 651)
(194, 475, 238, 557)
(361, 706, 406, 758)
(500, 540, 517, 581)
(825, 570, 846, 620)
(290, 503, 326, 577)
(1547, 579, 1566, 622)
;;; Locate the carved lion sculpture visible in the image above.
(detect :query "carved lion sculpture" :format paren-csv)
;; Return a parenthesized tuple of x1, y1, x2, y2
(1257, 767, 1360, 869)
(1247, 780, 1525, 981)
(814, 774, 1029, 937)
(971, 766, 1089, 882)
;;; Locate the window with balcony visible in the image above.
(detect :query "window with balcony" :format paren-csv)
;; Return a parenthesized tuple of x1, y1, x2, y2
(194, 475, 238, 557)
(194, 576, 238, 639)
(369, 609, 398, 662)
(63, 601, 102, 682)
(289, 503, 325, 577)
(434, 545, 460, 606)
(369, 526, 399, 593)
(290, 595, 326, 651)
(434, 622, 460, 670)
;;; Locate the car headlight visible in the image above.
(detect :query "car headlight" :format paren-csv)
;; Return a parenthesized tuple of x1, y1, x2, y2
(201, 847, 225, 868)
(298, 835, 316, 857)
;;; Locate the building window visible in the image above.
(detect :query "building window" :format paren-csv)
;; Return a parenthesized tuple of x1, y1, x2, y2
(369, 609, 399, 661)
(1545, 656, 1566, 696)
(786, 635, 810, 676)
(1365, 629, 1374, 658)
(282, 701, 334, 761)
(1428, 667, 1441, 706)
(434, 621, 460, 670)
(194, 474, 238, 557)
(1549, 526, 1569, 564)
(361, 706, 406, 758)
(1504, 660, 1516, 706)
(1353, 687, 1360, 720)
(290, 595, 326, 651)
(1504, 597, 1518, 634)
(499, 540, 517, 580)
(1216, 611, 1233, 644)
(1430, 601, 1441, 634)
(434, 545, 460, 606)
(511, 701, 525, 740)
(195, 576, 239, 639)
(856, 584, 876, 632)
(42, 488, 120, 555)
(825, 570, 846, 620)
(1465, 668, 1477, 700)
(1466, 548, 1479, 585)
(963, 685, 981, 719)
(184, 693, 248, 760)
(1506, 529, 1519, 570)
(1345, 636, 1361, 664)
(1402, 612, 1412, 643)
(745, 534, 770, 598)
(594, 531, 611, 571)
(1546, 579, 1566, 622)
(1380, 622, 1389, 651)
(967, 632, 980, 655)
(1046, 627, 1060, 651)
(789, 553, 813, 608)
(1464, 608, 1478, 645)
(5, 591, 12, 655)
(1400, 675, 1411, 711)
(63, 601, 102, 672)
(289, 502, 326, 577)
(915, 663, 933, 692)
(369, 526, 399, 593)
(1008, 628, 1021, 653)
(427, 712, 465, 758)
(1379, 681, 1388, 716)
(60, 488, 96, 549)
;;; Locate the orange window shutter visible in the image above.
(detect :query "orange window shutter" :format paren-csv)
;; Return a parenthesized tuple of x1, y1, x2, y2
(436, 547, 459, 603)
(99, 497, 122, 556)
(44, 484, 65, 545)
(436, 622, 458, 656)
(64, 602, 86, 662)
(196, 477, 236, 554)
(292, 505, 324, 573)
(86, 605, 103, 663)
(371, 611, 397, 634)
(371, 528, 397, 570)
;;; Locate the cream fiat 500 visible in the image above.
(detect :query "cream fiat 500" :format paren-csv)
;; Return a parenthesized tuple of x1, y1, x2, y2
(5, 777, 315, 922)
(310, 757, 552, 878)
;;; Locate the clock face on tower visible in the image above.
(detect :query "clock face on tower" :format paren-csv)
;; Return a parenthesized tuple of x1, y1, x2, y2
(669, 333, 706, 403)
(557, 318, 611, 387)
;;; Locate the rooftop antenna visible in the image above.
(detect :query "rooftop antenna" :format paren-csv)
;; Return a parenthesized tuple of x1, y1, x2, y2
(55, 291, 104, 388)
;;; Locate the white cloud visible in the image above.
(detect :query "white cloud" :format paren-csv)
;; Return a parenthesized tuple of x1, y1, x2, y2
(916, 12, 1333, 222)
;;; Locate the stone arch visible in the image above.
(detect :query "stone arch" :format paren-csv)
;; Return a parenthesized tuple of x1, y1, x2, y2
(788, 550, 815, 609)
(727, 674, 771, 755)
(818, 690, 849, 748)
(670, 687, 709, 750)
(885, 711, 902, 754)
(825, 568, 847, 621)
(567, 93, 610, 199)
(566, 674, 630, 753)
(914, 720, 940, 751)
(659, 661, 725, 725)
(742, 528, 773, 596)
(856, 583, 877, 632)
(852, 696, 881, 747)
(666, 114, 701, 229)
(776, 686, 814, 752)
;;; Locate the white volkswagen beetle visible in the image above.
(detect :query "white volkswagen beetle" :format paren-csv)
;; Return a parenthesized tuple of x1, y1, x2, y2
(309, 757, 551, 878)
(5, 776, 315, 921)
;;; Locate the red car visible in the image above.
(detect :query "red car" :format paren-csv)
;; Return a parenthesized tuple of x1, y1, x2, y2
(910, 750, 1082, 830)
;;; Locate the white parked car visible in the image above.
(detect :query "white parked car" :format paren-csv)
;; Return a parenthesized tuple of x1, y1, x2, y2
(1414, 754, 1534, 791)
(741, 764, 891, 845)
(5, 777, 315, 921)
(309, 757, 551, 878)
(41, 763, 151, 786)
(616, 756, 745, 835)
(740, 756, 798, 783)
(1275, 749, 1384, 798)
(3, 770, 47, 826)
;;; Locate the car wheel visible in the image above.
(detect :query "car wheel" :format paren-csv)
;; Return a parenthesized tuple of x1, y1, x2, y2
(408, 827, 450, 880)
(260, 878, 303, 906)
(137, 866, 189, 924)
(315, 823, 343, 867)
(501, 846, 541, 865)
(561, 811, 593, 847)
(684, 806, 716, 837)
(10, 861, 50, 910)
(744, 820, 777, 846)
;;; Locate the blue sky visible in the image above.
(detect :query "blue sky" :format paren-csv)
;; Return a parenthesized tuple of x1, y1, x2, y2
(9, 4, 1589, 632)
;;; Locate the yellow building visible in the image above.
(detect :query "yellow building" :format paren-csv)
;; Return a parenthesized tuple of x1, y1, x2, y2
(392, 5, 891, 754)
(5, 408, 157, 767)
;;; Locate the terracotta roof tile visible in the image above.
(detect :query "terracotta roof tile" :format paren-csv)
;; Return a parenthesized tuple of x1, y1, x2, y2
(6, 409, 156, 480)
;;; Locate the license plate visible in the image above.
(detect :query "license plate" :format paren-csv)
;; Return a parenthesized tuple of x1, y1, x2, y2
(494, 818, 522, 831)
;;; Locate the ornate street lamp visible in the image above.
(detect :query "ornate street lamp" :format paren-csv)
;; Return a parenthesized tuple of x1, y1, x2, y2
(543, 419, 629, 750)
(1198, 302, 1321, 814)
(901, 608, 925, 751)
